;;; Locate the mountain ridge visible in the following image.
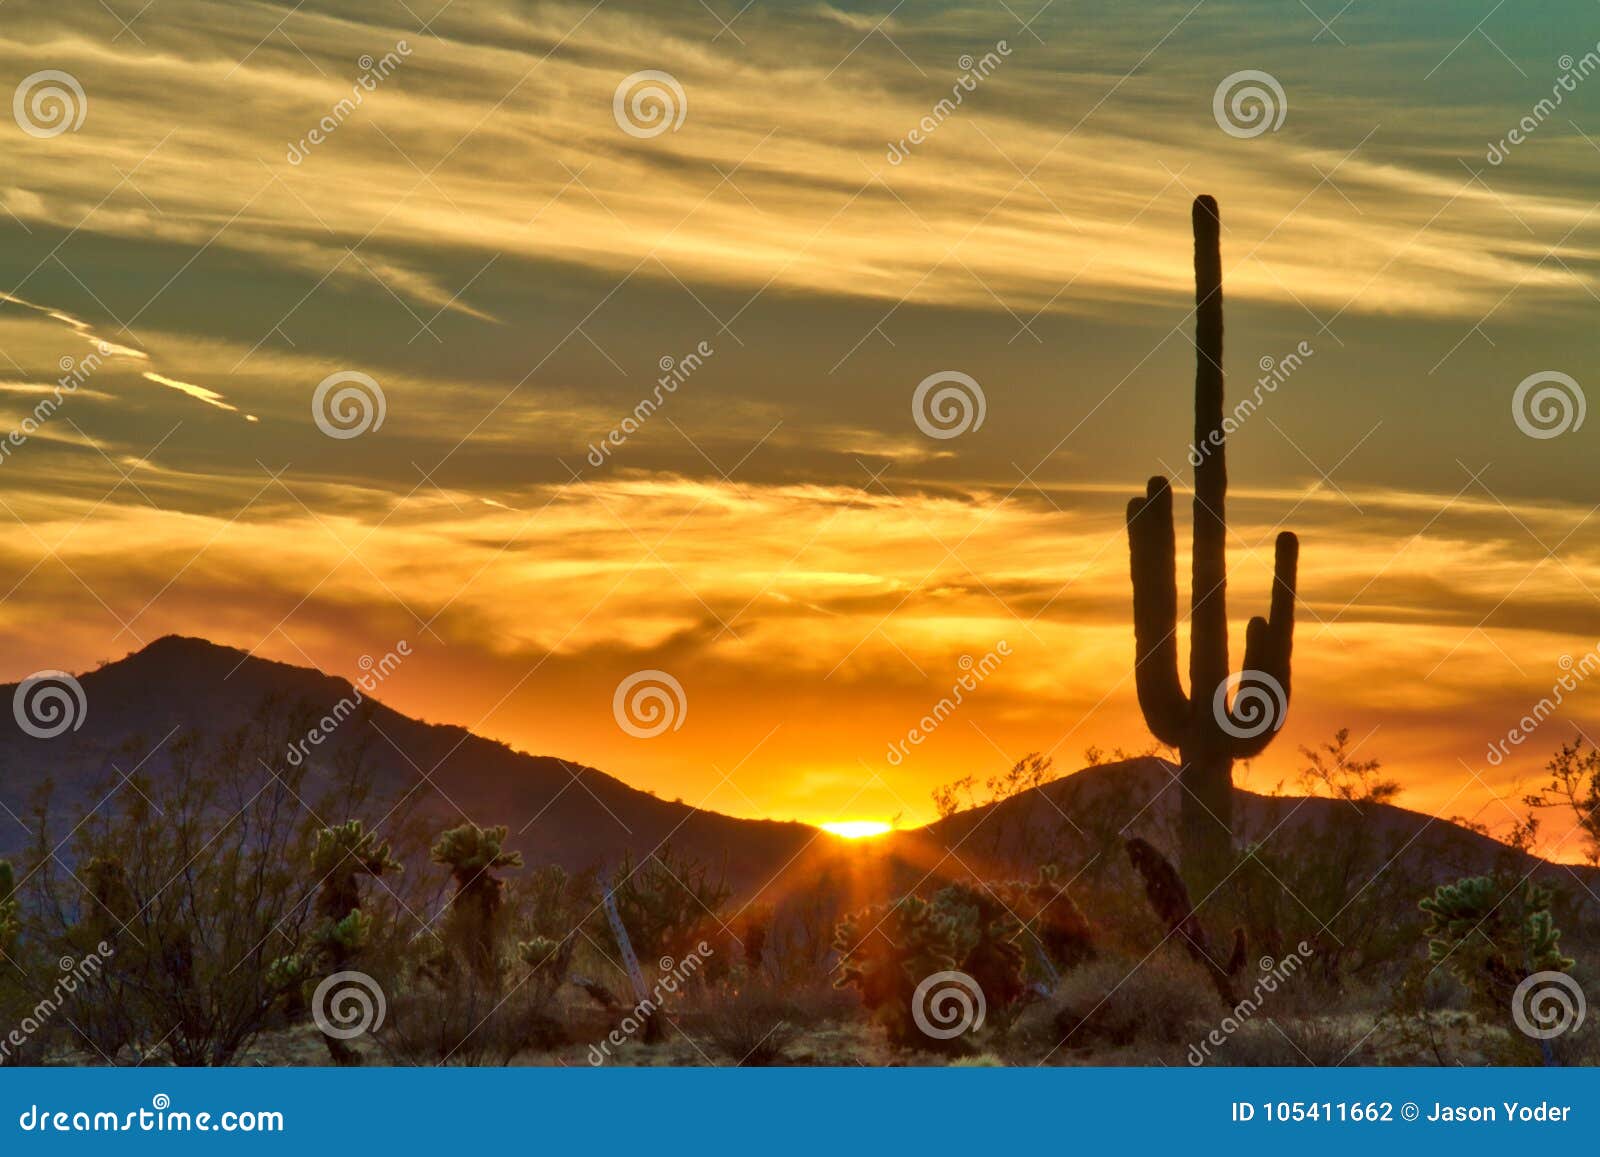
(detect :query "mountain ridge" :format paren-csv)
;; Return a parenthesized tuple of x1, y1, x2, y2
(2, 636, 1591, 907)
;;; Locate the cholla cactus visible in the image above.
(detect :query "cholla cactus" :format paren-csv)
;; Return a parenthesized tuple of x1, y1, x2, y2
(997, 865, 1096, 973)
(516, 935, 573, 1006)
(431, 823, 522, 984)
(1419, 875, 1572, 1010)
(934, 886, 1026, 1022)
(312, 820, 401, 937)
(835, 872, 1098, 1046)
(833, 895, 956, 1046)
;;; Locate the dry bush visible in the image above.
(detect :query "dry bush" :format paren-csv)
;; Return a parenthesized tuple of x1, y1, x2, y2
(693, 980, 804, 1066)
(1205, 1016, 1374, 1066)
(1044, 952, 1214, 1051)
(378, 969, 564, 1065)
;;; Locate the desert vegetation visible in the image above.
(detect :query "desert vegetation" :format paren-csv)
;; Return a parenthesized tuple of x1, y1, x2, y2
(0, 696, 1593, 1068)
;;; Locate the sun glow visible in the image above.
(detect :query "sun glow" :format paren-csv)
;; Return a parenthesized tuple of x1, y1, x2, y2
(820, 820, 893, 839)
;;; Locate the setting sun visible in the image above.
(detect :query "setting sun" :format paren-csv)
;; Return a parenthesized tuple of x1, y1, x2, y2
(820, 821, 893, 840)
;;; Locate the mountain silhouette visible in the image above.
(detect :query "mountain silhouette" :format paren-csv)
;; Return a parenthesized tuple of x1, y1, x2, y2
(0, 636, 1589, 909)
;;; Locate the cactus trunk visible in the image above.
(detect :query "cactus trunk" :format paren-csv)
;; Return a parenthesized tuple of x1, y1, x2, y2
(1126, 196, 1300, 892)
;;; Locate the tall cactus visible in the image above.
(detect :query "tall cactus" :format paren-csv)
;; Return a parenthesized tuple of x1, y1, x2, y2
(1126, 196, 1299, 888)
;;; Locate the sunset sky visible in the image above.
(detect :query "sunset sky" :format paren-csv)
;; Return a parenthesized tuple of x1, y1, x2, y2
(2, 0, 1600, 858)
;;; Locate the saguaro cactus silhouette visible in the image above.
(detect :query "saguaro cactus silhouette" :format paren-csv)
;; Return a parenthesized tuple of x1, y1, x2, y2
(1125, 195, 1299, 887)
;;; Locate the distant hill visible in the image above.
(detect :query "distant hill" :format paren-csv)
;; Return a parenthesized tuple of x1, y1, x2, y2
(1, 636, 1590, 915)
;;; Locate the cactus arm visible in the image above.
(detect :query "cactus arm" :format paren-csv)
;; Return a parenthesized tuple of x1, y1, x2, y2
(1230, 531, 1299, 758)
(1127, 476, 1189, 746)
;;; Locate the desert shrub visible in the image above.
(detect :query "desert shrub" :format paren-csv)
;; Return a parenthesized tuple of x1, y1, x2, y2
(1046, 952, 1213, 1051)
(24, 709, 339, 1065)
(762, 880, 845, 987)
(1524, 740, 1600, 866)
(1229, 729, 1424, 987)
(1205, 1016, 1373, 1066)
(0, 860, 46, 1065)
(949, 1052, 1006, 1066)
(606, 846, 732, 976)
(378, 970, 558, 1065)
(695, 977, 803, 1066)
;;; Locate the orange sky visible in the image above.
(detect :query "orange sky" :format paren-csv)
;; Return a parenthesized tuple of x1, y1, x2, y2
(2, 0, 1600, 863)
